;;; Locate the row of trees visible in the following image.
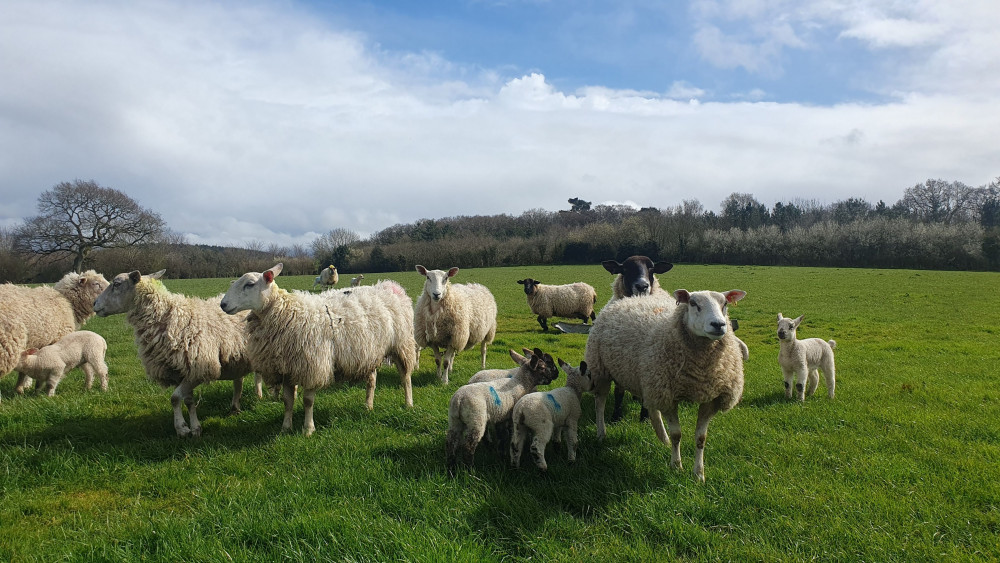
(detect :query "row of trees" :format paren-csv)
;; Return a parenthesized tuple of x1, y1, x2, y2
(2, 177, 998, 283)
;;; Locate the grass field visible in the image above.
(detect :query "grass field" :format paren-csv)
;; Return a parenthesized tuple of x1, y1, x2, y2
(2, 264, 999, 561)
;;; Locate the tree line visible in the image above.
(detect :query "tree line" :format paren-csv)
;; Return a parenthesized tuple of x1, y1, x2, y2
(2, 177, 998, 283)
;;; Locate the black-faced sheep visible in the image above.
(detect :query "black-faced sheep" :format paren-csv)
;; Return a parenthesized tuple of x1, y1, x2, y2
(777, 313, 836, 401)
(516, 278, 597, 331)
(603, 255, 674, 301)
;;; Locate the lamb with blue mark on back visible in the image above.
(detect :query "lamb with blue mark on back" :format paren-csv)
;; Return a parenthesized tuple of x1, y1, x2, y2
(511, 359, 593, 471)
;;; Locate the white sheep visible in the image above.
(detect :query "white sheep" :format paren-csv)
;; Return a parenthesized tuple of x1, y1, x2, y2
(516, 278, 597, 331)
(94, 270, 255, 438)
(350, 273, 365, 287)
(312, 265, 339, 289)
(585, 288, 747, 482)
(413, 265, 497, 385)
(777, 313, 837, 401)
(0, 270, 108, 391)
(510, 359, 593, 470)
(446, 348, 559, 473)
(221, 264, 417, 436)
(15, 330, 108, 396)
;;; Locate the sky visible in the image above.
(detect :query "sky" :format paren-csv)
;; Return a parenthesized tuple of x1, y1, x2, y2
(1, 0, 997, 248)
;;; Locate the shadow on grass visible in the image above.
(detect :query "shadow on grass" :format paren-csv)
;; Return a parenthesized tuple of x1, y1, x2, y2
(741, 391, 793, 409)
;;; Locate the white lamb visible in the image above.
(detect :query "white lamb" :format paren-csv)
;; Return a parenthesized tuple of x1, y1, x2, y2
(516, 278, 597, 331)
(777, 313, 837, 401)
(94, 270, 255, 438)
(585, 288, 747, 482)
(221, 264, 417, 436)
(510, 359, 593, 471)
(467, 349, 532, 384)
(350, 274, 365, 287)
(446, 348, 559, 473)
(312, 265, 339, 289)
(15, 330, 108, 396)
(413, 266, 497, 385)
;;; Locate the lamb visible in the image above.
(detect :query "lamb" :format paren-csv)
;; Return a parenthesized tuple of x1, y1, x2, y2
(510, 359, 593, 471)
(350, 274, 365, 287)
(312, 265, 339, 289)
(585, 288, 747, 482)
(603, 255, 673, 302)
(446, 348, 559, 473)
(15, 330, 108, 396)
(413, 266, 497, 385)
(777, 313, 837, 401)
(0, 270, 108, 393)
(221, 264, 417, 436)
(94, 269, 254, 437)
(467, 349, 529, 384)
(517, 278, 597, 331)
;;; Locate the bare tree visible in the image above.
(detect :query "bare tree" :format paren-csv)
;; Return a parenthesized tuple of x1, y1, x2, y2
(898, 179, 976, 224)
(14, 180, 166, 272)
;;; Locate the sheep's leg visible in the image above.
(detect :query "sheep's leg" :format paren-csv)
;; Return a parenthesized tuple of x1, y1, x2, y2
(530, 425, 552, 471)
(609, 383, 625, 423)
(781, 366, 794, 398)
(83, 363, 95, 390)
(185, 383, 202, 438)
(365, 370, 376, 410)
(536, 315, 548, 331)
(431, 346, 444, 383)
(399, 361, 413, 408)
(806, 369, 819, 397)
(823, 359, 836, 399)
(693, 401, 721, 483)
(478, 340, 488, 369)
(441, 347, 458, 386)
(462, 425, 485, 468)
(565, 420, 580, 463)
(14, 373, 31, 395)
(97, 361, 109, 391)
(253, 373, 264, 399)
(510, 421, 527, 468)
(230, 376, 244, 414)
(594, 379, 612, 441)
(794, 363, 808, 401)
(170, 381, 195, 437)
(302, 389, 317, 436)
(446, 425, 462, 475)
(281, 382, 296, 433)
(663, 405, 683, 471)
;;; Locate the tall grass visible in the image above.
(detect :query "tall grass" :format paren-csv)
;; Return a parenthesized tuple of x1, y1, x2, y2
(1, 265, 998, 561)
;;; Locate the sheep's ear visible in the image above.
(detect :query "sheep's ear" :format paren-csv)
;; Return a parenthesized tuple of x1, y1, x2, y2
(129, 271, 142, 284)
(150, 269, 166, 280)
(674, 289, 691, 304)
(415, 265, 427, 276)
(724, 290, 746, 304)
(25, 348, 38, 356)
(653, 262, 673, 274)
(579, 361, 588, 376)
(793, 315, 804, 327)
(509, 349, 527, 364)
(532, 347, 544, 359)
(269, 263, 283, 277)
(602, 260, 623, 274)
(777, 313, 784, 321)
(517, 279, 525, 285)
(447, 267, 459, 278)
(528, 355, 540, 369)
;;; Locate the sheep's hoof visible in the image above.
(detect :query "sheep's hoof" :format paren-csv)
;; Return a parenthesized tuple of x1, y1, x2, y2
(695, 471, 706, 483)
(228, 406, 242, 416)
(176, 426, 192, 438)
(670, 459, 683, 471)
(191, 426, 202, 438)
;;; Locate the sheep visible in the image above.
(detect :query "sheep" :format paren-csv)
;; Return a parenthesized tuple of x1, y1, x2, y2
(516, 278, 597, 331)
(312, 265, 339, 289)
(15, 330, 108, 396)
(413, 265, 497, 385)
(467, 349, 529, 384)
(510, 358, 593, 471)
(446, 348, 559, 473)
(94, 269, 254, 438)
(221, 264, 417, 436)
(350, 273, 365, 287)
(603, 255, 673, 302)
(0, 270, 108, 393)
(777, 313, 837, 401)
(585, 288, 747, 482)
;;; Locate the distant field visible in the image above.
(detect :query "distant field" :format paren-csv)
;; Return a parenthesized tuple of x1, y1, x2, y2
(2, 264, 999, 560)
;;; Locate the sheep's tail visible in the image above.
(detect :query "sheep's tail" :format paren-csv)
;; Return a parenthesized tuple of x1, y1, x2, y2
(828, 340, 837, 350)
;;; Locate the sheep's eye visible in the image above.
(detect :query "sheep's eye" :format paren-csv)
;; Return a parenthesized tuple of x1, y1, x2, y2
(244, 282, 255, 289)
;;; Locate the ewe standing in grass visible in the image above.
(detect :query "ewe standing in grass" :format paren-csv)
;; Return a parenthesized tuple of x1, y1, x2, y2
(221, 264, 416, 436)
(777, 313, 837, 401)
(585, 288, 746, 482)
(516, 278, 597, 331)
(94, 270, 254, 438)
(312, 265, 339, 289)
(413, 266, 497, 385)
(15, 330, 108, 396)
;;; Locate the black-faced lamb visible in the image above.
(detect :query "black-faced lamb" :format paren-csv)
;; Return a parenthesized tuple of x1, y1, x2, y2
(94, 269, 254, 438)
(446, 348, 559, 473)
(413, 266, 497, 385)
(15, 330, 108, 396)
(516, 278, 597, 331)
(510, 359, 593, 471)
(221, 264, 417, 436)
(585, 288, 747, 482)
(777, 313, 837, 401)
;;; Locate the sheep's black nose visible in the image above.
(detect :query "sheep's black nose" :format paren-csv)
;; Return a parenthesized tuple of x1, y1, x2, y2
(635, 280, 649, 293)
(710, 321, 726, 331)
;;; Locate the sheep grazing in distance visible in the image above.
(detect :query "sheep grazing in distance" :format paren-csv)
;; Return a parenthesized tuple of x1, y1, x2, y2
(312, 265, 339, 289)
(446, 348, 559, 473)
(603, 255, 673, 302)
(221, 264, 417, 436)
(585, 288, 747, 482)
(517, 278, 597, 331)
(511, 359, 593, 471)
(0, 270, 108, 391)
(777, 313, 837, 401)
(350, 274, 365, 287)
(414, 265, 497, 385)
(94, 270, 255, 438)
(15, 330, 108, 396)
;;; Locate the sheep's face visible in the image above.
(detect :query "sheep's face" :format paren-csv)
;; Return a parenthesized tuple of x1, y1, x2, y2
(417, 265, 457, 302)
(559, 359, 592, 392)
(94, 270, 152, 316)
(221, 264, 282, 314)
(603, 256, 673, 297)
(517, 278, 540, 296)
(776, 313, 804, 341)
(525, 348, 560, 386)
(675, 289, 746, 341)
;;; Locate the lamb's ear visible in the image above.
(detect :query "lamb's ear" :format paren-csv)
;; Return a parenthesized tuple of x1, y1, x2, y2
(528, 355, 540, 370)
(150, 269, 166, 280)
(557, 358, 567, 369)
(447, 267, 459, 278)
(602, 260, 623, 274)
(415, 265, 427, 276)
(653, 262, 674, 274)
(579, 361, 588, 376)
(509, 349, 527, 365)
(532, 347, 544, 360)
(129, 271, 142, 284)
(724, 290, 746, 305)
(777, 313, 784, 321)
(793, 315, 804, 327)
(674, 289, 691, 304)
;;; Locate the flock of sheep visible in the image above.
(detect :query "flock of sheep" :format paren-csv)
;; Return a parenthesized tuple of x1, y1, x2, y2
(0, 256, 837, 482)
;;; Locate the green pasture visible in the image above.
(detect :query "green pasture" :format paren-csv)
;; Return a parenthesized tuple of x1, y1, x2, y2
(1, 264, 998, 561)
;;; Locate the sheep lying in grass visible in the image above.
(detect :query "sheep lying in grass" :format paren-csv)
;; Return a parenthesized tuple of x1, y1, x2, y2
(312, 265, 339, 289)
(777, 313, 837, 401)
(350, 274, 365, 287)
(511, 359, 592, 471)
(222, 264, 416, 436)
(414, 266, 497, 385)
(16, 330, 108, 396)
(446, 348, 558, 473)
(586, 288, 746, 482)
(516, 278, 597, 331)
(94, 270, 254, 438)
